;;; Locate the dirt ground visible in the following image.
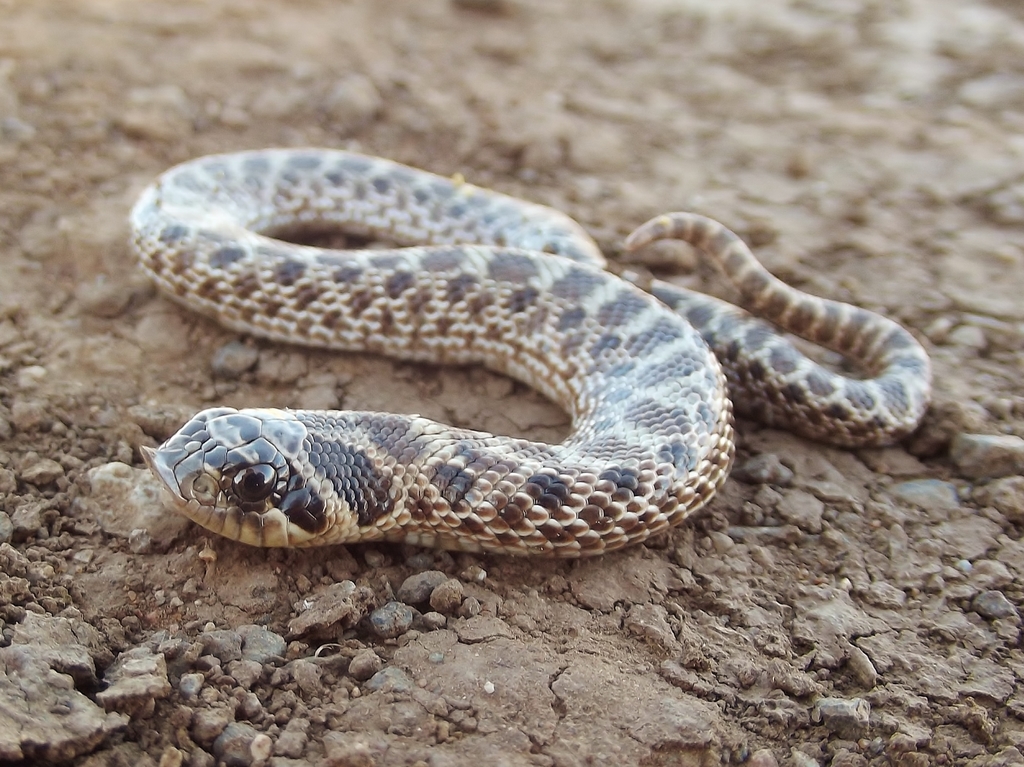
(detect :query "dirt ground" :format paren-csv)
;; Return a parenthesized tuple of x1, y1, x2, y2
(1, 0, 1024, 765)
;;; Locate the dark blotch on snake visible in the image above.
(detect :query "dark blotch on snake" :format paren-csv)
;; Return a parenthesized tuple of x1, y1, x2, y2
(508, 287, 539, 314)
(422, 249, 466, 272)
(207, 248, 245, 268)
(385, 271, 415, 299)
(276, 259, 307, 286)
(596, 290, 648, 328)
(286, 153, 323, 171)
(557, 306, 586, 331)
(159, 224, 189, 244)
(488, 251, 539, 282)
(805, 369, 836, 398)
(768, 345, 799, 376)
(551, 268, 605, 301)
(318, 441, 390, 526)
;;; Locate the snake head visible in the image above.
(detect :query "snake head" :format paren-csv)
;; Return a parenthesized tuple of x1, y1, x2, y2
(142, 407, 332, 546)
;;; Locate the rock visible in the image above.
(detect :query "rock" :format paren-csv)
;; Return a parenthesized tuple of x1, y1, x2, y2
(456, 596, 482, 618)
(454, 615, 514, 644)
(862, 582, 906, 610)
(9, 612, 107, 686)
(624, 603, 678, 650)
(347, 650, 384, 682)
(419, 612, 447, 631)
(178, 672, 204, 699)
(950, 434, 1024, 479)
(192, 707, 233, 748)
(0, 511, 11, 543)
(19, 456, 64, 486)
(226, 659, 263, 689)
(972, 590, 1019, 621)
(364, 667, 414, 693)
(249, 733, 272, 763)
(429, 578, 464, 614)
(891, 480, 960, 511)
(212, 722, 259, 767)
(287, 581, 368, 637)
(369, 601, 415, 638)
(748, 750, 780, 767)
(237, 625, 287, 663)
(0, 644, 127, 762)
(969, 560, 1013, 590)
(75, 462, 191, 543)
(974, 476, 1024, 521)
(10, 500, 43, 541)
(323, 73, 382, 131)
(95, 647, 171, 717)
(732, 453, 794, 486)
(274, 718, 309, 758)
(847, 645, 878, 689)
(199, 629, 243, 664)
(811, 697, 870, 737)
(211, 341, 259, 379)
(396, 570, 448, 604)
(778, 489, 824, 533)
(288, 659, 323, 697)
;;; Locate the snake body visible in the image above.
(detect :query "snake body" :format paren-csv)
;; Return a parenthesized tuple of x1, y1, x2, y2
(131, 149, 930, 556)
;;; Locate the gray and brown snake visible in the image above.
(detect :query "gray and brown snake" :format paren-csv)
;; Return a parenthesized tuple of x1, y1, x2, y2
(131, 149, 931, 556)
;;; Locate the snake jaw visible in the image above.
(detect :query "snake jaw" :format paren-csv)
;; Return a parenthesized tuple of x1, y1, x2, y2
(141, 444, 181, 498)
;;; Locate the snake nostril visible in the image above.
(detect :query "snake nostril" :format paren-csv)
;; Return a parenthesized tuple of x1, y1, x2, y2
(232, 463, 278, 503)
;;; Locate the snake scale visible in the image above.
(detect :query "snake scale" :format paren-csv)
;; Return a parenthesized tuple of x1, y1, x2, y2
(131, 148, 931, 556)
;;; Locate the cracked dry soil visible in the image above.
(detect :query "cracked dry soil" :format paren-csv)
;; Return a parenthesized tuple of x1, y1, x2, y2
(1, 1, 1024, 765)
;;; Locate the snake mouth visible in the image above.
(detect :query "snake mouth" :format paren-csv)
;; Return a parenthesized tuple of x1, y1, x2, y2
(142, 445, 319, 547)
(141, 444, 183, 497)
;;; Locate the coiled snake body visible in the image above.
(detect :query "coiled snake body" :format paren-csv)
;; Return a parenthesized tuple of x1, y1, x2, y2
(132, 149, 930, 556)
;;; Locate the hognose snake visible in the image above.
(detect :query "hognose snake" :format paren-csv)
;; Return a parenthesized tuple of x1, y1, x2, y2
(131, 149, 931, 556)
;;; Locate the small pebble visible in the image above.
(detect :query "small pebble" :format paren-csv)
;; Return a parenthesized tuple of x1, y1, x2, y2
(324, 73, 382, 130)
(0, 511, 12, 543)
(811, 697, 871, 737)
(364, 666, 414, 693)
(460, 565, 487, 583)
(420, 612, 447, 631)
(732, 454, 794, 486)
(128, 529, 153, 554)
(227, 659, 263, 689)
(191, 707, 233, 747)
(212, 722, 259, 766)
(211, 341, 259, 378)
(891, 480, 960, 511)
(289, 658, 323, 696)
(249, 733, 272, 762)
(236, 691, 263, 720)
(200, 629, 243, 664)
(347, 649, 384, 681)
(950, 433, 1024, 479)
(396, 570, 448, 604)
(405, 552, 435, 570)
(429, 578, 465, 614)
(369, 601, 415, 638)
(237, 625, 286, 663)
(178, 672, 204, 699)
(847, 645, 878, 688)
(19, 457, 64, 486)
(748, 750, 780, 767)
(974, 476, 1024, 522)
(456, 596, 482, 618)
(972, 590, 1019, 620)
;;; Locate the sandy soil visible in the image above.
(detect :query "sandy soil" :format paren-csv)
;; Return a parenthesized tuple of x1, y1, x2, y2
(1, 0, 1024, 765)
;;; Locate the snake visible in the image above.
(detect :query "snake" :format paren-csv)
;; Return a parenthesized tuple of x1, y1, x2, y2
(130, 148, 931, 556)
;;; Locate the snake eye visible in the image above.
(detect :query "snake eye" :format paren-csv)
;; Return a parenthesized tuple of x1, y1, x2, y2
(232, 464, 278, 503)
